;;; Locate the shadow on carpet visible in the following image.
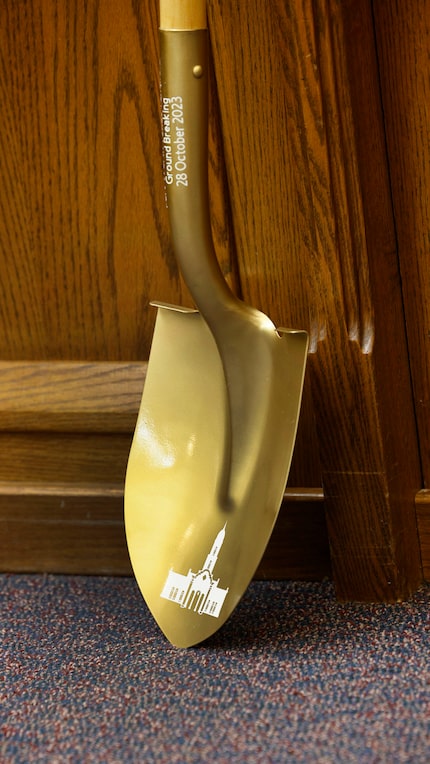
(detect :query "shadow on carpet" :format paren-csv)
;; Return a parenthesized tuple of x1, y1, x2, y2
(1, 575, 429, 763)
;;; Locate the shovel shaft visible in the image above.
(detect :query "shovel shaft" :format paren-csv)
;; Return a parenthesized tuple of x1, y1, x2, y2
(160, 29, 243, 325)
(160, 31, 273, 344)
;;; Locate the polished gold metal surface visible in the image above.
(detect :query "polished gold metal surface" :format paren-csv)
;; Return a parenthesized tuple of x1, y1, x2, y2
(124, 13, 308, 648)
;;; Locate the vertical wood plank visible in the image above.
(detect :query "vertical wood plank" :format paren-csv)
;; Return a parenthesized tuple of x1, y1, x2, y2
(373, 0, 430, 488)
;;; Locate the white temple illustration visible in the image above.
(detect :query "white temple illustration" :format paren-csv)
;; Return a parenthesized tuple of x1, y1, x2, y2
(160, 524, 229, 618)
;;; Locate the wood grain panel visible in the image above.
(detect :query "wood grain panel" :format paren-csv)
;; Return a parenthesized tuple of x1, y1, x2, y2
(317, 0, 422, 599)
(0, 361, 145, 431)
(373, 0, 430, 487)
(0, 433, 131, 485)
(0, 0, 238, 362)
(0, 487, 129, 575)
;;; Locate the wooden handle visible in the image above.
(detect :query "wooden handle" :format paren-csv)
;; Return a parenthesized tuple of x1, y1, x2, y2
(160, 0, 206, 30)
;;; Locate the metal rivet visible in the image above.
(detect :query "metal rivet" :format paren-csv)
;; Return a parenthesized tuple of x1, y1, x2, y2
(193, 65, 204, 79)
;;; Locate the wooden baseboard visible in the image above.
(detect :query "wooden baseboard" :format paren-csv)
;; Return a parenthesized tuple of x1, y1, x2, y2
(416, 490, 430, 581)
(0, 484, 331, 581)
(4, 479, 428, 585)
(3, 481, 428, 584)
(0, 483, 128, 575)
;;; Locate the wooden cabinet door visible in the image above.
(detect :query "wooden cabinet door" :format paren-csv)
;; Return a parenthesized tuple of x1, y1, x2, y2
(0, 0, 426, 599)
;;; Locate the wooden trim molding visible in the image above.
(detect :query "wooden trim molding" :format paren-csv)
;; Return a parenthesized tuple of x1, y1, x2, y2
(416, 491, 430, 582)
(0, 481, 331, 581)
(0, 483, 128, 575)
(0, 360, 147, 432)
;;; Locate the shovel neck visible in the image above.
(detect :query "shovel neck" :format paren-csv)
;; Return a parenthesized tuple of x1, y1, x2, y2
(160, 29, 240, 324)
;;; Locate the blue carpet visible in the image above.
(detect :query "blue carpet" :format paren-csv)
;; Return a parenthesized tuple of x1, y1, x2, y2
(1, 575, 429, 763)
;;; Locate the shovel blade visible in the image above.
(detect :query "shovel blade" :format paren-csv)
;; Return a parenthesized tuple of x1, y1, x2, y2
(125, 304, 308, 647)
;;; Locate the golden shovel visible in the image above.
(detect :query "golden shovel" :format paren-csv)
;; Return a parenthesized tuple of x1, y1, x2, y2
(124, 0, 308, 648)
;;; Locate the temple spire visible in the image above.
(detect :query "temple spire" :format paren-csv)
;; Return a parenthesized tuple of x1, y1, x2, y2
(202, 523, 226, 574)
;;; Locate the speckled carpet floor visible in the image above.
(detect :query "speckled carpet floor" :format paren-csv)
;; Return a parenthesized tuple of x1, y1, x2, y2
(1, 574, 429, 763)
